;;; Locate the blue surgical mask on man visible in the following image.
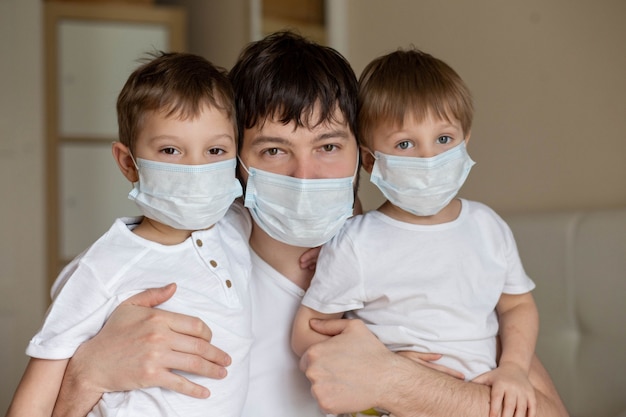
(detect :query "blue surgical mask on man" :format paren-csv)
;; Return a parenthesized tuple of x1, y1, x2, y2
(240, 157, 358, 247)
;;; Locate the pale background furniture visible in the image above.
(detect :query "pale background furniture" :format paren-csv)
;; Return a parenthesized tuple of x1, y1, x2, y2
(504, 208, 626, 417)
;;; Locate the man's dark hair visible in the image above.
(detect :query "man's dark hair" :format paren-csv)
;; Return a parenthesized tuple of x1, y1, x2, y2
(229, 31, 358, 148)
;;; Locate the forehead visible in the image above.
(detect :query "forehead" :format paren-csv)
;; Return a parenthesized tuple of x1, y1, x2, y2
(243, 105, 354, 144)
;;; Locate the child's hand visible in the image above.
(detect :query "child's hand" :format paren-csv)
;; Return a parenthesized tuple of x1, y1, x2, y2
(299, 246, 321, 271)
(473, 363, 536, 417)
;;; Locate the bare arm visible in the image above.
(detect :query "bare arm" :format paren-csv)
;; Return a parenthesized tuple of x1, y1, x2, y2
(291, 305, 343, 357)
(52, 284, 231, 417)
(6, 358, 68, 417)
(474, 292, 539, 417)
(496, 292, 539, 373)
(301, 318, 568, 417)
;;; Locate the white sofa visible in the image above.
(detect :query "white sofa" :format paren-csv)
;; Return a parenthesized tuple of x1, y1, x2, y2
(503, 208, 626, 417)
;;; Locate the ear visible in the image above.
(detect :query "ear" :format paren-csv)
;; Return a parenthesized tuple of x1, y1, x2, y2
(464, 130, 471, 146)
(112, 142, 138, 183)
(360, 145, 376, 174)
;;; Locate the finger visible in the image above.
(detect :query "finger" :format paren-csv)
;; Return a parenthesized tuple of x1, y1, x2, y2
(164, 350, 229, 380)
(140, 307, 213, 342)
(308, 318, 350, 337)
(123, 283, 177, 308)
(156, 369, 211, 399)
(397, 350, 466, 379)
(420, 361, 465, 380)
(397, 351, 443, 362)
(501, 393, 516, 417)
(169, 333, 231, 367)
(513, 398, 527, 417)
(528, 399, 537, 417)
(489, 387, 505, 417)
(299, 247, 320, 270)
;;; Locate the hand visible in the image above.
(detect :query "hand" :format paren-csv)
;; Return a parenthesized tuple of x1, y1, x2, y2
(299, 318, 397, 414)
(397, 351, 465, 380)
(473, 362, 537, 417)
(299, 246, 321, 271)
(55, 284, 231, 416)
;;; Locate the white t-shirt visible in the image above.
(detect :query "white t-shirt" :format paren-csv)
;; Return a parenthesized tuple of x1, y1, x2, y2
(28, 204, 253, 417)
(303, 199, 535, 380)
(242, 250, 325, 417)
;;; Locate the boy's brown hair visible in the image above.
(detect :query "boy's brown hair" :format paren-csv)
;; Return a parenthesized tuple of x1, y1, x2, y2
(358, 48, 473, 146)
(117, 51, 236, 153)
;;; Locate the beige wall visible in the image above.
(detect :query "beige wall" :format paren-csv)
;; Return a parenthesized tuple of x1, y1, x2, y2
(341, 0, 626, 215)
(0, 0, 46, 412)
(158, 0, 251, 68)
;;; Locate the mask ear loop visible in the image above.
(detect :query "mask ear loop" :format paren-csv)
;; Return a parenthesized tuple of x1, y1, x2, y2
(128, 150, 139, 170)
(237, 156, 250, 175)
(127, 151, 141, 187)
(350, 149, 361, 184)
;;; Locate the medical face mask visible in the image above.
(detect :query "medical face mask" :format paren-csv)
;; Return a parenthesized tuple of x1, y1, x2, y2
(240, 158, 358, 247)
(369, 141, 475, 216)
(128, 157, 243, 230)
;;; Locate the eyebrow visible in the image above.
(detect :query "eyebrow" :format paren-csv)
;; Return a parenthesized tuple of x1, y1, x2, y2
(315, 129, 351, 142)
(250, 129, 352, 147)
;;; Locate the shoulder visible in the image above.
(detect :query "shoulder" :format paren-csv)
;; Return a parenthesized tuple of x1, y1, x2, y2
(461, 199, 515, 240)
(462, 199, 507, 224)
(51, 218, 142, 299)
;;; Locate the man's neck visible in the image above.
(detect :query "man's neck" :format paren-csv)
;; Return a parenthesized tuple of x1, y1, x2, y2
(249, 224, 315, 290)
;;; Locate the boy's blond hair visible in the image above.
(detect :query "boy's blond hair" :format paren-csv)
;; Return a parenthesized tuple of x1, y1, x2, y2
(358, 48, 473, 146)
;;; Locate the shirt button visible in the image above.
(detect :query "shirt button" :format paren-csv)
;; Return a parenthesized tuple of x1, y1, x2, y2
(225, 280, 232, 288)
(196, 239, 203, 247)
(210, 260, 218, 268)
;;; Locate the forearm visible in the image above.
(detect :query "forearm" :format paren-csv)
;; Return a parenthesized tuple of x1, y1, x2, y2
(498, 294, 539, 370)
(7, 358, 69, 417)
(528, 355, 570, 417)
(380, 354, 568, 417)
(52, 357, 102, 417)
(377, 354, 490, 417)
(291, 306, 339, 357)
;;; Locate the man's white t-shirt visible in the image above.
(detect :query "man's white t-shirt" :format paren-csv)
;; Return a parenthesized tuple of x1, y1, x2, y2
(303, 199, 535, 380)
(28, 204, 253, 417)
(242, 250, 325, 417)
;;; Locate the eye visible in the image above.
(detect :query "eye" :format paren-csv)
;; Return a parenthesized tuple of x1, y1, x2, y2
(322, 143, 338, 152)
(397, 140, 414, 150)
(208, 147, 226, 155)
(160, 147, 180, 155)
(437, 136, 453, 145)
(263, 147, 282, 156)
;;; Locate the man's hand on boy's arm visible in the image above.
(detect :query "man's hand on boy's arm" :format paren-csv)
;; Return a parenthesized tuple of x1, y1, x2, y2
(53, 283, 230, 417)
(302, 318, 489, 416)
(303, 318, 569, 417)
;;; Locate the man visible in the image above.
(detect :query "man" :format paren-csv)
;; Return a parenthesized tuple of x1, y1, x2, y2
(52, 32, 568, 417)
